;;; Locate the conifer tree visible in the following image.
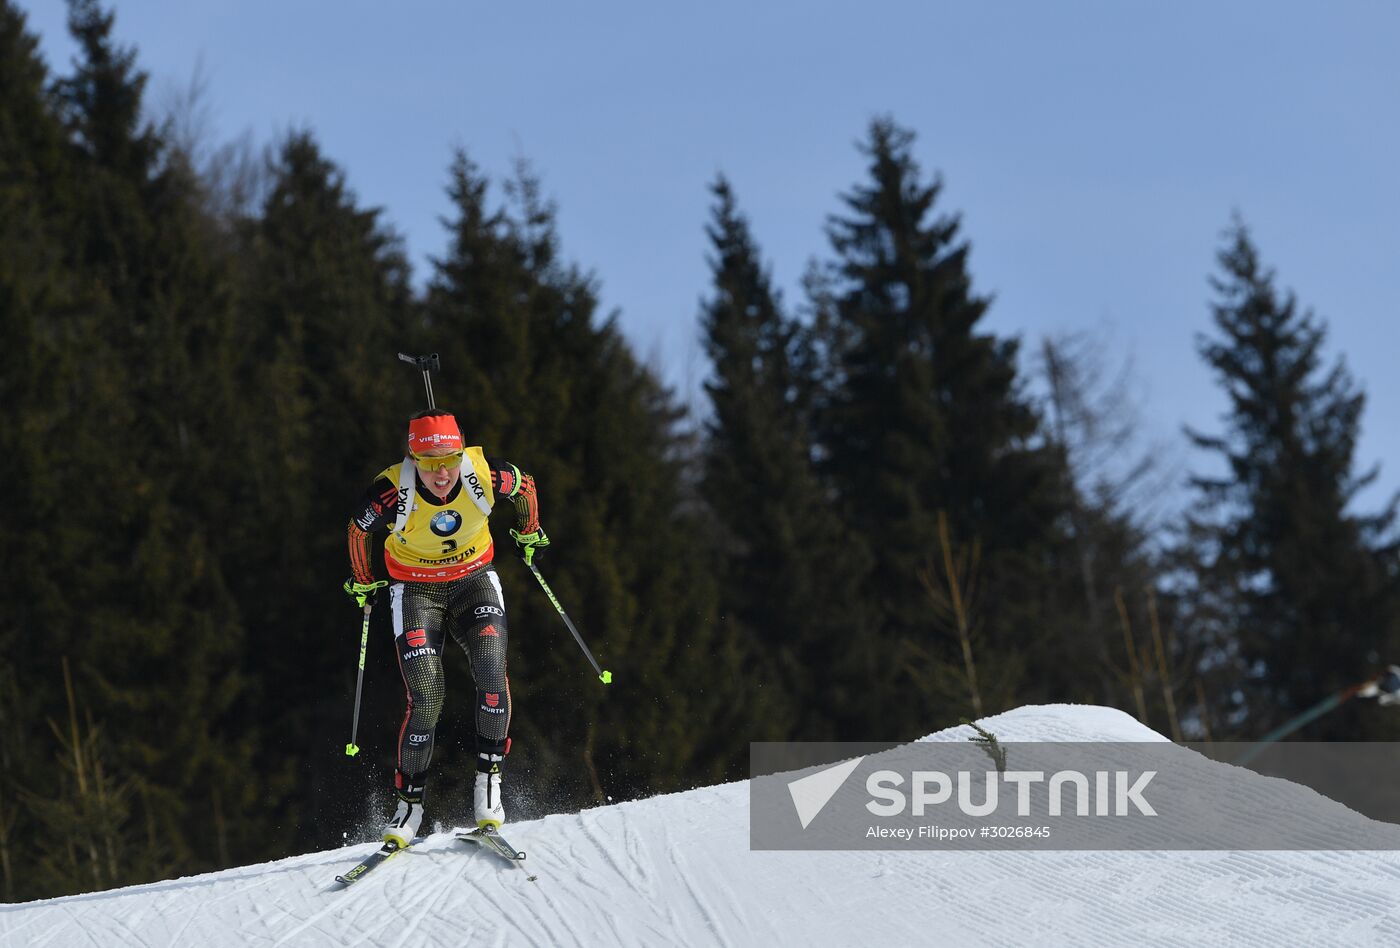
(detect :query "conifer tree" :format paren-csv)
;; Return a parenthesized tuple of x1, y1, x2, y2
(698, 176, 872, 739)
(0, 0, 261, 891)
(225, 130, 414, 852)
(815, 118, 1064, 730)
(1183, 221, 1400, 740)
(0, 1, 83, 898)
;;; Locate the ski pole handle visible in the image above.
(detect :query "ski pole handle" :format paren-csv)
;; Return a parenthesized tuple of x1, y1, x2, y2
(346, 604, 373, 756)
(527, 564, 612, 685)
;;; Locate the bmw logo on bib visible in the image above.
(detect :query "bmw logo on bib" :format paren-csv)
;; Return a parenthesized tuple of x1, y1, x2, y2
(430, 510, 463, 537)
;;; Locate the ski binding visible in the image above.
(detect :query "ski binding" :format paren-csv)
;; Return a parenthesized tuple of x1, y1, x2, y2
(333, 837, 418, 888)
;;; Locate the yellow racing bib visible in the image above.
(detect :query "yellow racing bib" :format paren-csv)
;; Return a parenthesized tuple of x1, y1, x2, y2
(380, 447, 496, 581)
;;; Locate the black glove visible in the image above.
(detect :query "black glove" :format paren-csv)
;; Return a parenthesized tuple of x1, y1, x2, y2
(508, 528, 550, 566)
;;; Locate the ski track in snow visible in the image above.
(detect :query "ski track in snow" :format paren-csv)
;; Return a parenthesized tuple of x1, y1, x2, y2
(6, 704, 1400, 946)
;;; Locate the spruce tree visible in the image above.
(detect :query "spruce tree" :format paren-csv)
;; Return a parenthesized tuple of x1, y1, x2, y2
(226, 130, 414, 853)
(0, 0, 260, 892)
(698, 176, 872, 739)
(1183, 220, 1400, 740)
(816, 118, 1064, 731)
(0, 0, 84, 899)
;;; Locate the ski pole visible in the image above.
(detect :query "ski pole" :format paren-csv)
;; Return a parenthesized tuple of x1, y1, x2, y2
(346, 604, 374, 756)
(526, 564, 612, 685)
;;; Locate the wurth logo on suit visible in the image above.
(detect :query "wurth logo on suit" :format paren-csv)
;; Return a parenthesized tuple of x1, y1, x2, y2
(480, 692, 505, 715)
(400, 627, 438, 661)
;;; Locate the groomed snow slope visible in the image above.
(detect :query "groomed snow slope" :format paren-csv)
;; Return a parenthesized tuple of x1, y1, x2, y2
(5, 705, 1400, 947)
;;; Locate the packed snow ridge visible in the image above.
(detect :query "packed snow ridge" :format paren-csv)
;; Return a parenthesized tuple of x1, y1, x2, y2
(4, 705, 1399, 947)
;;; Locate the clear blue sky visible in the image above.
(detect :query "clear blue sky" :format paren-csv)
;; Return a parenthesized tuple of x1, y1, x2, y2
(25, 0, 1400, 513)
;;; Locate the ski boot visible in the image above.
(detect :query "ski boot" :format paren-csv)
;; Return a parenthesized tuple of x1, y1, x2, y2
(474, 753, 505, 829)
(383, 773, 426, 849)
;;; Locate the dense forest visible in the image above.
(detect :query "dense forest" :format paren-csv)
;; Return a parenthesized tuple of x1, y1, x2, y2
(4, 0, 1400, 900)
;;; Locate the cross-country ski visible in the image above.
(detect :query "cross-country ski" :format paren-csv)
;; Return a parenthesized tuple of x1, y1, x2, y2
(331, 837, 423, 889)
(457, 827, 537, 881)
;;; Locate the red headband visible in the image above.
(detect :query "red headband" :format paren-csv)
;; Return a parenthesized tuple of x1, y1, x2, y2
(408, 414, 462, 453)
